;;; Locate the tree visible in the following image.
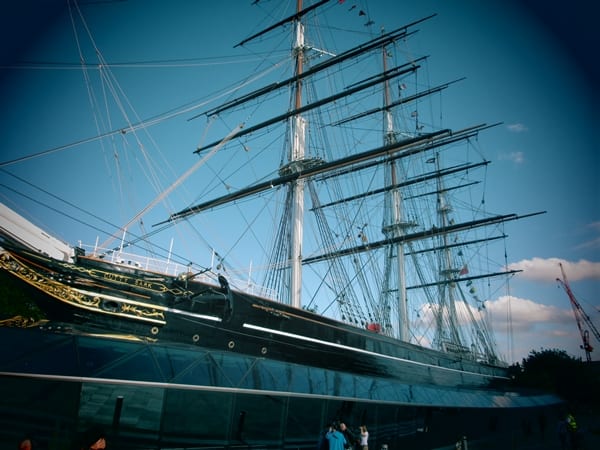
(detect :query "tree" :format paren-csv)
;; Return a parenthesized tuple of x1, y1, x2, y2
(509, 348, 599, 409)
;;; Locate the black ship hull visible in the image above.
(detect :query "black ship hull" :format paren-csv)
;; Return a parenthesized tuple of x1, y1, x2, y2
(1, 244, 508, 388)
(0, 243, 564, 448)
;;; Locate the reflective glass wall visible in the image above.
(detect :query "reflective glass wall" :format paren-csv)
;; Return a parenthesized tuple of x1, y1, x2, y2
(0, 327, 561, 449)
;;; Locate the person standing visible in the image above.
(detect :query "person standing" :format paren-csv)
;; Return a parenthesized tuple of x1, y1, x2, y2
(565, 413, 579, 450)
(77, 426, 106, 450)
(17, 438, 33, 450)
(339, 422, 356, 449)
(326, 423, 347, 450)
(359, 425, 369, 450)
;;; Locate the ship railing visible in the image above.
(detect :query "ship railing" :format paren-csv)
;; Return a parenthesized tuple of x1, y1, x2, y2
(78, 244, 279, 301)
(231, 277, 280, 301)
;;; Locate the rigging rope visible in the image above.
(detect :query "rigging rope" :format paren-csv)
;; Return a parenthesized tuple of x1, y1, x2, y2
(99, 124, 244, 250)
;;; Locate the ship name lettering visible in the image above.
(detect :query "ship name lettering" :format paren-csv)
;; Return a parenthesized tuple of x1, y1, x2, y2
(135, 279, 153, 289)
(104, 272, 129, 283)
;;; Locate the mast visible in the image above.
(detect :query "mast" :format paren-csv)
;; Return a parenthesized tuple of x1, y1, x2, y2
(288, 0, 306, 308)
(381, 41, 410, 341)
(434, 153, 465, 350)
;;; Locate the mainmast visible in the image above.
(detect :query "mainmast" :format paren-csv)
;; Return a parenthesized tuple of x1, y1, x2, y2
(288, 0, 306, 308)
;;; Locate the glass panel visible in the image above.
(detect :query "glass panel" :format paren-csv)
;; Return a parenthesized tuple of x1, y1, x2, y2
(171, 352, 228, 387)
(288, 365, 311, 394)
(151, 345, 210, 382)
(0, 377, 79, 447)
(1, 328, 79, 375)
(161, 389, 231, 445)
(305, 366, 332, 396)
(79, 383, 164, 435)
(231, 393, 284, 445)
(211, 352, 257, 387)
(252, 359, 291, 391)
(76, 336, 140, 377)
(285, 396, 327, 447)
(96, 347, 164, 382)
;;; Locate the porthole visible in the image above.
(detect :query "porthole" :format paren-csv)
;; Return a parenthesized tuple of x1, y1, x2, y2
(192, 334, 200, 343)
(101, 300, 119, 312)
(261, 347, 267, 355)
(228, 340, 235, 349)
(150, 326, 159, 335)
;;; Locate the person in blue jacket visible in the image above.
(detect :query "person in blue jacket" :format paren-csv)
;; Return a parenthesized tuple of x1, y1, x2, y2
(326, 422, 348, 450)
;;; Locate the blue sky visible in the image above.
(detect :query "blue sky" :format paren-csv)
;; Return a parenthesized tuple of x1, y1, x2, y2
(0, 0, 598, 364)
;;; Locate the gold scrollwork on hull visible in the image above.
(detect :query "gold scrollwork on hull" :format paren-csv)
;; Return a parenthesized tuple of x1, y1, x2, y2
(121, 303, 165, 320)
(1, 251, 99, 307)
(56, 259, 194, 297)
(0, 251, 165, 324)
(0, 315, 48, 328)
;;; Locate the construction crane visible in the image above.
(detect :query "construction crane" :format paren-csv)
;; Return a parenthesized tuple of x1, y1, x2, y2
(556, 262, 600, 362)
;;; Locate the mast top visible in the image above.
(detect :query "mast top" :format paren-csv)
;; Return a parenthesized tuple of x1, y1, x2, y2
(234, 0, 331, 48)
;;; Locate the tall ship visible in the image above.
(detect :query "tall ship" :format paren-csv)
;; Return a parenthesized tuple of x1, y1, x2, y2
(1, 1, 560, 448)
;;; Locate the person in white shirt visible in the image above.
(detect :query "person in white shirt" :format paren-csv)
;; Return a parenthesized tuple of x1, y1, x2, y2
(359, 425, 369, 450)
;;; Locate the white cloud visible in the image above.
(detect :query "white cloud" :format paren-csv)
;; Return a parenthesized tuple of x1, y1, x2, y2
(507, 123, 528, 132)
(486, 295, 571, 331)
(486, 295, 582, 363)
(575, 221, 600, 250)
(506, 257, 600, 282)
(498, 151, 524, 164)
(588, 221, 600, 231)
(575, 236, 600, 250)
(410, 294, 590, 364)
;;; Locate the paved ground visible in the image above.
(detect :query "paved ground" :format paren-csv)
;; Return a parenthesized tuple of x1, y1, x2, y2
(431, 411, 600, 450)
(466, 415, 600, 450)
